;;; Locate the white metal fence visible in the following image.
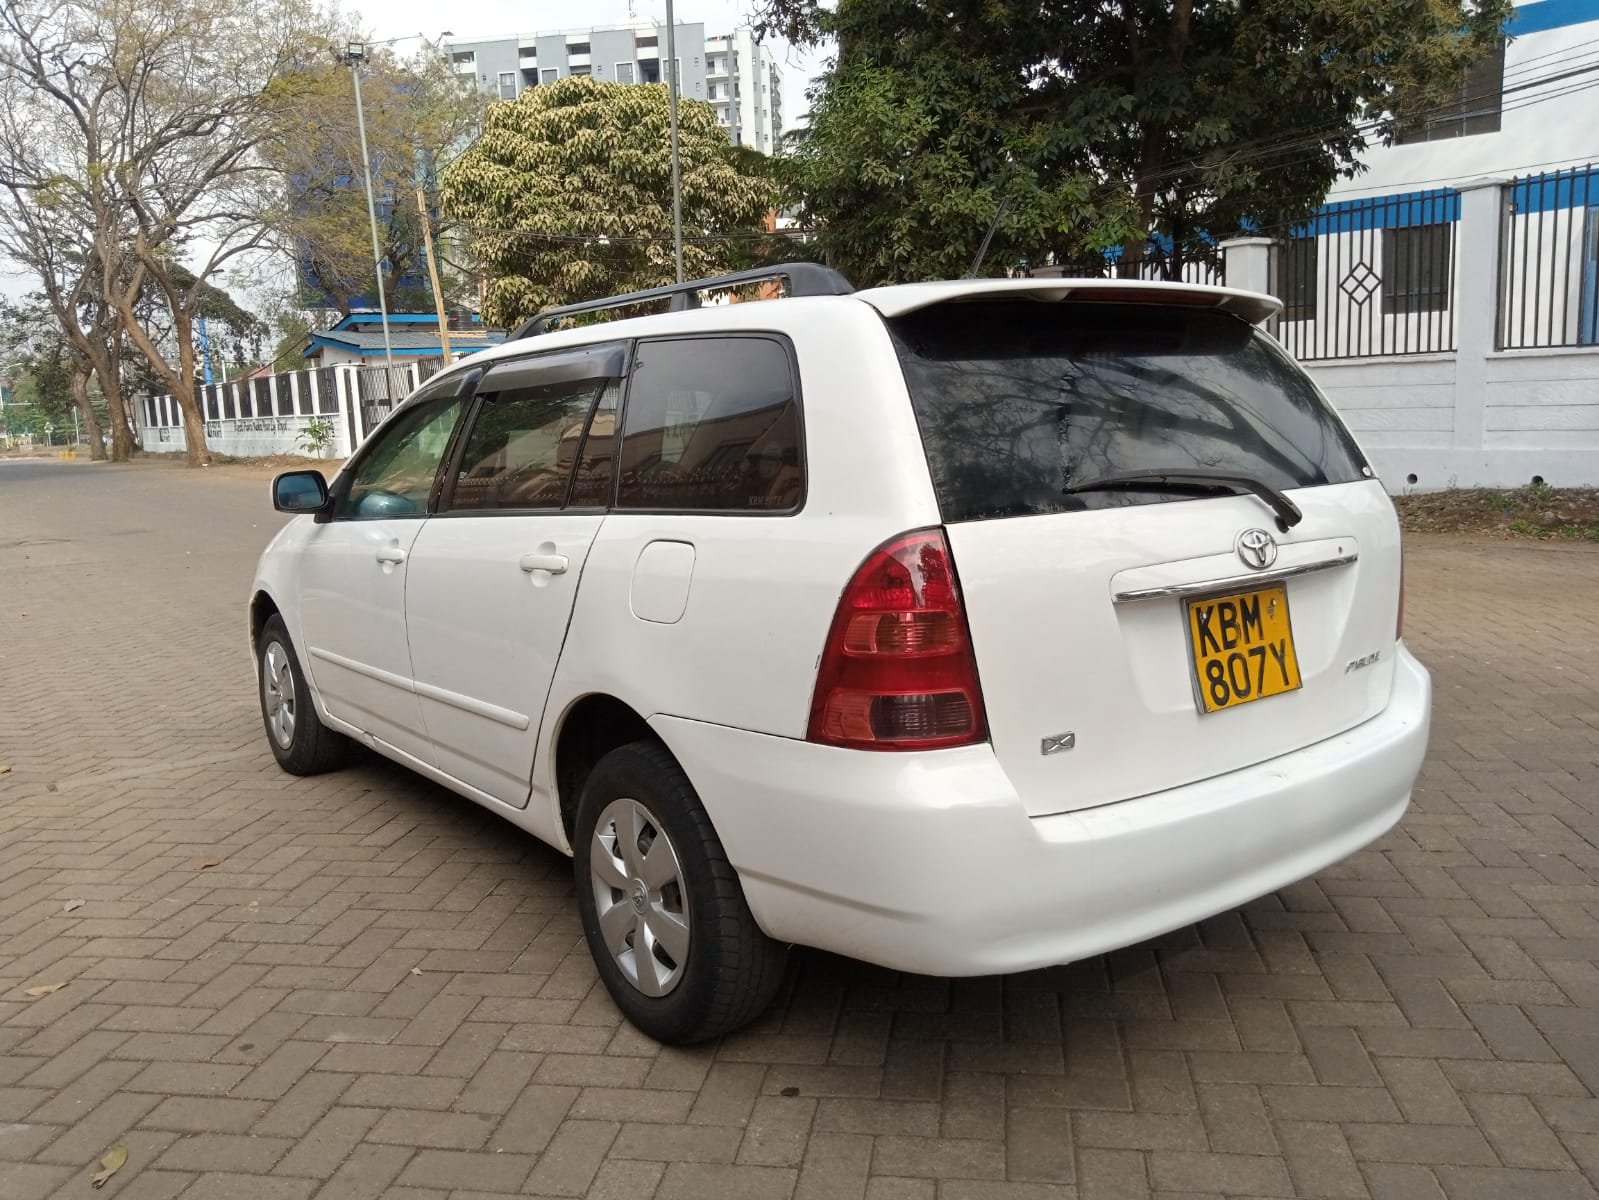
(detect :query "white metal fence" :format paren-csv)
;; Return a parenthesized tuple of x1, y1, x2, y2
(137, 357, 452, 459)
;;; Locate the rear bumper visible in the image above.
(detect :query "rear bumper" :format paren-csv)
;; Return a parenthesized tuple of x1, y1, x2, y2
(654, 644, 1431, 977)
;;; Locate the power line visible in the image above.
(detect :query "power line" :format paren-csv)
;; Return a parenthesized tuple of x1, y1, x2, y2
(1232, 75, 1599, 193)
(1024, 47, 1597, 209)
(1118, 56, 1599, 198)
(1499, 34, 1599, 80)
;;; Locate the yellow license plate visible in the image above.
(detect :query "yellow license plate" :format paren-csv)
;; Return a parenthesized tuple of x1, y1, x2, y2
(1185, 583, 1302, 714)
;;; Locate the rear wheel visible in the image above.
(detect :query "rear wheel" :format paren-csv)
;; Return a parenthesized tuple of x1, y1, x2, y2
(257, 615, 348, 775)
(573, 741, 787, 1044)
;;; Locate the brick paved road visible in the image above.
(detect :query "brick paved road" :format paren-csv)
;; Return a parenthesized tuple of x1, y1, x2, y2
(2, 458, 1598, 1200)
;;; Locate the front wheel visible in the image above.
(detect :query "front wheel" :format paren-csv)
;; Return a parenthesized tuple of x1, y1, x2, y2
(257, 615, 348, 775)
(573, 742, 788, 1044)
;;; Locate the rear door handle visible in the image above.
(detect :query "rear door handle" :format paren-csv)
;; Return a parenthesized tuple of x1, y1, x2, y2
(519, 552, 569, 575)
(375, 545, 407, 565)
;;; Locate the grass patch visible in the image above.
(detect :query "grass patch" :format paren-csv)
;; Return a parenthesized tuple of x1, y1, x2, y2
(1395, 483, 1599, 541)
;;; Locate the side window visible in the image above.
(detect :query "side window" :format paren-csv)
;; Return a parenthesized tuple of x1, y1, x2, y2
(338, 395, 466, 519)
(446, 381, 603, 512)
(617, 337, 802, 512)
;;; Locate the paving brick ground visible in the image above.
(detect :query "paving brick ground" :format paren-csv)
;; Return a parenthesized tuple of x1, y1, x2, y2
(2, 457, 1597, 1200)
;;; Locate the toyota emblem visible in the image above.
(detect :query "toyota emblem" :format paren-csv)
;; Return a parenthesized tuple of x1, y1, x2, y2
(1236, 528, 1278, 570)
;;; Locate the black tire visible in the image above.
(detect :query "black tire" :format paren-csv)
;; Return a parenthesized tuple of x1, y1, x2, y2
(573, 741, 788, 1044)
(257, 614, 348, 775)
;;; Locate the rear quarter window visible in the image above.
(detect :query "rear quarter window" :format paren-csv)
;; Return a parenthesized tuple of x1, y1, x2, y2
(617, 335, 803, 513)
(888, 301, 1370, 523)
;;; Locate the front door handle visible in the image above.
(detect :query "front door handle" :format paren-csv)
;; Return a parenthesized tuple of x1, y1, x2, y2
(375, 544, 407, 565)
(519, 552, 569, 575)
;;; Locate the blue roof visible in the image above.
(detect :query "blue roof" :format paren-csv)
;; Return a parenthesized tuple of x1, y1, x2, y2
(329, 311, 487, 332)
(305, 329, 506, 359)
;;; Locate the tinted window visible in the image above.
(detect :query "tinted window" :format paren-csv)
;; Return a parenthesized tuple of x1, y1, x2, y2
(1396, 39, 1504, 142)
(617, 337, 802, 512)
(447, 381, 602, 512)
(889, 302, 1368, 524)
(568, 384, 620, 507)
(338, 394, 466, 519)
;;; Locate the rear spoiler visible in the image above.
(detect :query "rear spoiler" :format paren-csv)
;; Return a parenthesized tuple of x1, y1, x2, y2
(856, 278, 1282, 327)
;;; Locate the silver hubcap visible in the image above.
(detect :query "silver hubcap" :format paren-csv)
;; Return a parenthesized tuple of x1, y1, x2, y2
(590, 798, 690, 998)
(262, 641, 296, 749)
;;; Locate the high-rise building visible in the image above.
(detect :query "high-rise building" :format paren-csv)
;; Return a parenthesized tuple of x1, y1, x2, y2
(444, 22, 783, 153)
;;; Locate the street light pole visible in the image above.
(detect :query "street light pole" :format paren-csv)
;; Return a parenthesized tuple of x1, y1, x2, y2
(664, 0, 684, 283)
(338, 43, 398, 389)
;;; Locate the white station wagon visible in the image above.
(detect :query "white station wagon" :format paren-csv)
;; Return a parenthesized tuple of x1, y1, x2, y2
(252, 267, 1431, 1043)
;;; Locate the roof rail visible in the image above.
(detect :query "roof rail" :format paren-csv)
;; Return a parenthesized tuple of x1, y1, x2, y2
(509, 263, 854, 340)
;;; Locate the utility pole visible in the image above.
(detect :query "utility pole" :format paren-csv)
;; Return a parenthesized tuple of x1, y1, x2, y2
(664, 0, 684, 283)
(417, 188, 453, 360)
(337, 43, 398, 388)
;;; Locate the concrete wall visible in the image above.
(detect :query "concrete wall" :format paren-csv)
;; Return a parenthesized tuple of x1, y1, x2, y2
(449, 39, 520, 95)
(1307, 351, 1599, 489)
(138, 414, 333, 459)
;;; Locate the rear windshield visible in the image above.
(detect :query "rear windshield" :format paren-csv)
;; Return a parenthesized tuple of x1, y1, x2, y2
(888, 301, 1369, 523)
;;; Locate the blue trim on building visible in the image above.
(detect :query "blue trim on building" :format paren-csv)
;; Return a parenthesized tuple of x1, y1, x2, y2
(303, 329, 506, 360)
(305, 333, 445, 357)
(1510, 164, 1599, 213)
(1507, 0, 1599, 36)
(332, 313, 435, 330)
(1294, 188, 1461, 236)
(1305, 167, 1597, 233)
(329, 311, 486, 332)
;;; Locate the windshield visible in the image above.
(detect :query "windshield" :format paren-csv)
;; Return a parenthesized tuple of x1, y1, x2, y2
(887, 301, 1370, 523)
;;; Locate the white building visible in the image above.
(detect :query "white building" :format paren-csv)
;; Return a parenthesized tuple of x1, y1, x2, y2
(1329, 2, 1599, 202)
(444, 22, 783, 153)
(1257, 0, 1599, 489)
(704, 29, 783, 155)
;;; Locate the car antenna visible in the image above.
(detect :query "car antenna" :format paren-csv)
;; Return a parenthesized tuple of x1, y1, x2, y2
(966, 192, 1011, 278)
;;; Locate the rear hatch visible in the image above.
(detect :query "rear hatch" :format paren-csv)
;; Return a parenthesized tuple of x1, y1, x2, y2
(880, 295, 1403, 817)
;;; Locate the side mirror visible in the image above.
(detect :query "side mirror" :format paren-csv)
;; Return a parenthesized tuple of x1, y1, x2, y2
(272, 470, 329, 515)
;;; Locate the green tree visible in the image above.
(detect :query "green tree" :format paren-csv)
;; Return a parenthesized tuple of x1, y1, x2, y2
(0, 294, 108, 455)
(785, 60, 1138, 286)
(0, 113, 129, 459)
(775, 0, 1510, 285)
(441, 76, 777, 328)
(0, 0, 333, 467)
(267, 47, 488, 317)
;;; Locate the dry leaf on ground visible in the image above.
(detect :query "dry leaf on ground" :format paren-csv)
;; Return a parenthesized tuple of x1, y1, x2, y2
(63, 899, 85, 913)
(23, 982, 67, 998)
(90, 1143, 127, 1188)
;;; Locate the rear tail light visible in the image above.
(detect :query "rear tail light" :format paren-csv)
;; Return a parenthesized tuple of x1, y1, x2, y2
(807, 529, 988, 750)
